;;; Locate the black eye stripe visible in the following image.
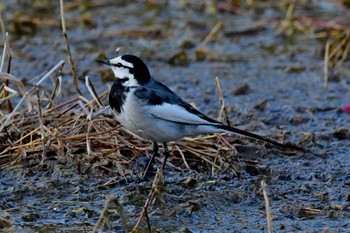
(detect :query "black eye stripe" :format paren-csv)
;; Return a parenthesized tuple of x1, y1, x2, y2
(113, 63, 132, 69)
(113, 63, 122, 67)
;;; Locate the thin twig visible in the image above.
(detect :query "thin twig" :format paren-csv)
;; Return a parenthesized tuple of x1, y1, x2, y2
(0, 32, 7, 72)
(0, 60, 65, 132)
(35, 86, 47, 162)
(133, 169, 164, 232)
(261, 180, 273, 233)
(0, 72, 25, 94)
(215, 76, 231, 127)
(60, 0, 81, 95)
(0, 85, 18, 103)
(77, 98, 91, 116)
(334, 30, 350, 68)
(0, 14, 13, 112)
(85, 75, 103, 107)
(0, 14, 11, 69)
(324, 35, 330, 88)
(198, 21, 223, 48)
(46, 63, 64, 109)
(182, 145, 221, 170)
(328, 32, 349, 61)
(86, 120, 93, 156)
(92, 194, 128, 233)
(45, 96, 79, 114)
(175, 144, 190, 170)
(216, 134, 240, 175)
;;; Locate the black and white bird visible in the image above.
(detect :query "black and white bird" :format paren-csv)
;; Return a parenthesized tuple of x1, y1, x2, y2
(98, 54, 283, 176)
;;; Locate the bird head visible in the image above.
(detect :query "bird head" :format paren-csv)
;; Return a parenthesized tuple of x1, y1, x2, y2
(97, 54, 151, 87)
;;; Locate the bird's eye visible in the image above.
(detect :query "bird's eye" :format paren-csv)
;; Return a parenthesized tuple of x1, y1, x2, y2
(114, 63, 122, 68)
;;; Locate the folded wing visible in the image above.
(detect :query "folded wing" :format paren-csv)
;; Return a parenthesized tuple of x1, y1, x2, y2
(134, 80, 220, 125)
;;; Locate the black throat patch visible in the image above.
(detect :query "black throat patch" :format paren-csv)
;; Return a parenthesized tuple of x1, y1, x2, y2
(109, 80, 130, 114)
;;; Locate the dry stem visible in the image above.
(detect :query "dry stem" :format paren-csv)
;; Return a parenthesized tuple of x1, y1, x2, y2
(0, 60, 65, 133)
(0, 13, 13, 112)
(324, 36, 330, 88)
(215, 76, 231, 127)
(132, 169, 164, 232)
(92, 194, 128, 233)
(261, 180, 273, 233)
(60, 0, 81, 95)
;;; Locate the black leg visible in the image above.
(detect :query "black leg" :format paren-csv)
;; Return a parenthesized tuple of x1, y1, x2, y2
(142, 142, 158, 178)
(161, 143, 170, 171)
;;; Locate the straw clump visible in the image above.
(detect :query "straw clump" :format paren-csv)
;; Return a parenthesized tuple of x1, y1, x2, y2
(0, 67, 239, 176)
(0, 1, 239, 176)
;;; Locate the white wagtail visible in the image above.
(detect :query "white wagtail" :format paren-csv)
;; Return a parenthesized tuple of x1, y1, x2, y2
(97, 54, 283, 176)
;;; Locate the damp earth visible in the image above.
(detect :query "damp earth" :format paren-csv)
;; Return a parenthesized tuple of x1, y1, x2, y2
(1, 1, 350, 232)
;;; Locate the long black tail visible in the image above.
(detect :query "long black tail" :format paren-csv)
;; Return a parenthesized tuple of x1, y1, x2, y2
(217, 124, 284, 147)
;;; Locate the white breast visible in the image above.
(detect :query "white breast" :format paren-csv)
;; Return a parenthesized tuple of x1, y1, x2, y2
(112, 89, 223, 142)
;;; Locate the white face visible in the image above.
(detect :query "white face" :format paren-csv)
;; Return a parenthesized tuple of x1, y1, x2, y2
(109, 56, 139, 87)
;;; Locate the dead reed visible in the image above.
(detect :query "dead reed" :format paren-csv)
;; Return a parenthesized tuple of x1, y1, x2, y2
(261, 180, 273, 233)
(274, 1, 350, 87)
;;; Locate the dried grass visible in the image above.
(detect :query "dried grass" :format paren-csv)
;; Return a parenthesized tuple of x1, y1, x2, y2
(273, 1, 350, 87)
(0, 64, 241, 232)
(0, 10, 240, 173)
(0, 65, 239, 175)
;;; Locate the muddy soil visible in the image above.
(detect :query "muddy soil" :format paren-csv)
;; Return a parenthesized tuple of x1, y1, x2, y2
(1, 1, 350, 232)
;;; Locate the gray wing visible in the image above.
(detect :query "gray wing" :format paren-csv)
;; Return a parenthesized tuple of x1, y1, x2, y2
(134, 79, 220, 125)
(134, 79, 284, 147)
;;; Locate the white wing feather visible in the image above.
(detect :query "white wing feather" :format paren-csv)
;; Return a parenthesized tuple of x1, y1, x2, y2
(149, 103, 212, 125)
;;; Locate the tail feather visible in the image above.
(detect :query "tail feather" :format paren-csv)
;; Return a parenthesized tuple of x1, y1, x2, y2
(216, 124, 283, 147)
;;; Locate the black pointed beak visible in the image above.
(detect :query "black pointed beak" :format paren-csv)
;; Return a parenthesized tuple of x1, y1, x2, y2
(96, 59, 111, 66)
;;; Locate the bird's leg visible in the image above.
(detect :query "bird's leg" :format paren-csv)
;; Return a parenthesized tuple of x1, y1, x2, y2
(142, 141, 159, 178)
(161, 143, 170, 171)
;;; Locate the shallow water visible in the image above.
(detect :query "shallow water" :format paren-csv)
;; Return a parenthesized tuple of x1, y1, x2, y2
(1, 0, 350, 232)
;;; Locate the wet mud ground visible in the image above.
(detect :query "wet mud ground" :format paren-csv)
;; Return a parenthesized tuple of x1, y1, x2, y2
(1, 1, 350, 232)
